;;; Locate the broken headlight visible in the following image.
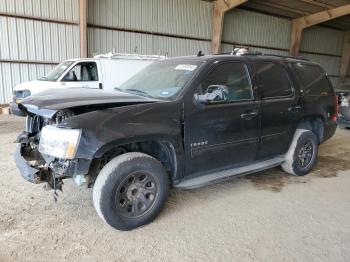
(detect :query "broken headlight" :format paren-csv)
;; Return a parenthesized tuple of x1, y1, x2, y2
(39, 125, 81, 159)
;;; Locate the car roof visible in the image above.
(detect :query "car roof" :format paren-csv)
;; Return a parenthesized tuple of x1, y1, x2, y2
(66, 54, 321, 69)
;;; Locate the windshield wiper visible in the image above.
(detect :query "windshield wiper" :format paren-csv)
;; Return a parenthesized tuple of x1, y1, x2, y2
(125, 88, 153, 98)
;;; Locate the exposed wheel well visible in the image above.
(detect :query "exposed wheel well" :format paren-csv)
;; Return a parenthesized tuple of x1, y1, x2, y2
(90, 141, 177, 184)
(297, 117, 324, 144)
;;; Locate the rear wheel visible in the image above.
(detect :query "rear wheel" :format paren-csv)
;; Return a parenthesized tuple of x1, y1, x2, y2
(93, 152, 169, 231)
(282, 129, 318, 176)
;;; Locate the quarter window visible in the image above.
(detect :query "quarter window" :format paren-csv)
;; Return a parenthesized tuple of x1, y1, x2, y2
(254, 62, 293, 99)
(292, 63, 333, 95)
(197, 62, 252, 102)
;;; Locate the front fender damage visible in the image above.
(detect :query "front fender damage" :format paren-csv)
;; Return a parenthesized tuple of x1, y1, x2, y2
(15, 131, 94, 193)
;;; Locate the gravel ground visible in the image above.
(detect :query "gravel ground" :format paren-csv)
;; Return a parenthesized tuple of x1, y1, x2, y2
(1, 114, 350, 262)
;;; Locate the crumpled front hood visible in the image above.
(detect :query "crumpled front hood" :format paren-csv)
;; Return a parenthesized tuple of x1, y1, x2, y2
(19, 87, 159, 118)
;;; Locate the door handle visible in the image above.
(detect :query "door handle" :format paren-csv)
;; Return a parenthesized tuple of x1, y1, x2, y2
(288, 105, 302, 112)
(241, 111, 258, 120)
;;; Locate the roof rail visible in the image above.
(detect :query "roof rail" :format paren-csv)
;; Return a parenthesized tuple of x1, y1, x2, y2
(240, 52, 309, 61)
(213, 49, 309, 61)
(261, 53, 309, 61)
(240, 51, 263, 56)
(94, 52, 167, 61)
(197, 50, 205, 57)
(215, 48, 252, 56)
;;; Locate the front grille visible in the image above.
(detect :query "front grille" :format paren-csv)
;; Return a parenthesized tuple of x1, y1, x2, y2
(25, 110, 75, 134)
(26, 115, 45, 134)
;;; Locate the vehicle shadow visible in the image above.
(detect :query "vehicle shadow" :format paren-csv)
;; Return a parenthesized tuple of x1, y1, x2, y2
(161, 151, 350, 218)
(25, 148, 350, 227)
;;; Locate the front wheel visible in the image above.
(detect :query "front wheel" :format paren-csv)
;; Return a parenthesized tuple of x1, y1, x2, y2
(93, 152, 169, 231)
(282, 129, 318, 176)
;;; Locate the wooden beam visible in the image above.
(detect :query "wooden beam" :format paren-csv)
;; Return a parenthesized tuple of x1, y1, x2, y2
(226, 0, 248, 10)
(300, 0, 334, 9)
(256, 1, 307, 15)
(290, 20, 305, 57)
(211, 0, 248, 54)
(290, 4, 350, 56)
(211, 2, 226, 54)
(296, 4, 350, 28)
(340, 31, 350, 80)
(79, 0, 87, 58)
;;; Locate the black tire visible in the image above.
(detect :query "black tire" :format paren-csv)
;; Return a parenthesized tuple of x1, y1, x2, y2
(281, 129, 318, 176)
(93, 152, 169, 231)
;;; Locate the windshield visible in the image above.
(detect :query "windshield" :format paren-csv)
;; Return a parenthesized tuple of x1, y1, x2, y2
(118, 60, 202, 99)
(39, 61, 74, 81)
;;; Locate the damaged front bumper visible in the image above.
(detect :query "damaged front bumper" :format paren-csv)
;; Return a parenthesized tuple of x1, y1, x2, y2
(14, 132, 93, 188)
(14, 144, 43, 184)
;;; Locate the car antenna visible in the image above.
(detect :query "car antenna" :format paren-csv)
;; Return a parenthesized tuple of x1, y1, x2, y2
(197, 50, 204, 57)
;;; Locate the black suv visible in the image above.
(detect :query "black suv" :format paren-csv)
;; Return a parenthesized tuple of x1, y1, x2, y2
(15, 54, 337, 230)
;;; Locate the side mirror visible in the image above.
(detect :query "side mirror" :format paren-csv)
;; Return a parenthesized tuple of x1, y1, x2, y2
(195, 85, 229, 104)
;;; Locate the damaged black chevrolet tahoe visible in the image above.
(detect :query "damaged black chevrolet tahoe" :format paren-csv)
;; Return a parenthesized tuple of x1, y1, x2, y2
(15, 54, 337, 230)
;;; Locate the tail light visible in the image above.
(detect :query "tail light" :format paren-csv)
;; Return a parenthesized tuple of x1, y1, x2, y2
(331, 94, 338, 122)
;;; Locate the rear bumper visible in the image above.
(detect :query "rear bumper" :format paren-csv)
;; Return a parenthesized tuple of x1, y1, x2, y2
(9, 102, 25, 116)
(323, 119, 337, 142)
(14, 144, 42, 184)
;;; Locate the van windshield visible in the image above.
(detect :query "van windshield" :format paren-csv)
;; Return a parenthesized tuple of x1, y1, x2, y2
(118, 60, 202, 99)
(39, 61, 74, 81)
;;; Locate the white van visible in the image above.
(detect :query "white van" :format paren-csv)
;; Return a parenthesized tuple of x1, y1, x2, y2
(10, 53, 165, 115)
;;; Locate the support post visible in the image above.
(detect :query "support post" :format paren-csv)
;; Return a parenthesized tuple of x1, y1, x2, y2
(340, 31, 350, 81)
(79, 0, 87, 58)
(290, 20, 304, 57)
(211, 0, 248, 54)
(289, 4, 350, 56)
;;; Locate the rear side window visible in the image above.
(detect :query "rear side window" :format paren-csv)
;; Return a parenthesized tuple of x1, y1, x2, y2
(254, 62, 293, 99)
(292, 63, 333, 95)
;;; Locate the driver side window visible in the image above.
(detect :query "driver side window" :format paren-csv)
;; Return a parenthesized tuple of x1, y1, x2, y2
(196, 62, 253, 103)
(63, 62, 98, 82)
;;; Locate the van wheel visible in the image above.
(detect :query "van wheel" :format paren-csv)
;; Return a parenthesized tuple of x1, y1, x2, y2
(282, 129, 318, 176)
(93, 152, 169, 231)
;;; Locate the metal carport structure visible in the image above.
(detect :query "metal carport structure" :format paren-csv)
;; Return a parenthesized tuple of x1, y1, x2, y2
(1, 0, 350, 104)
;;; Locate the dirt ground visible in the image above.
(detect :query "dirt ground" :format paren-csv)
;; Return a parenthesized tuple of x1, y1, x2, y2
(1, 115, 350, 262)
